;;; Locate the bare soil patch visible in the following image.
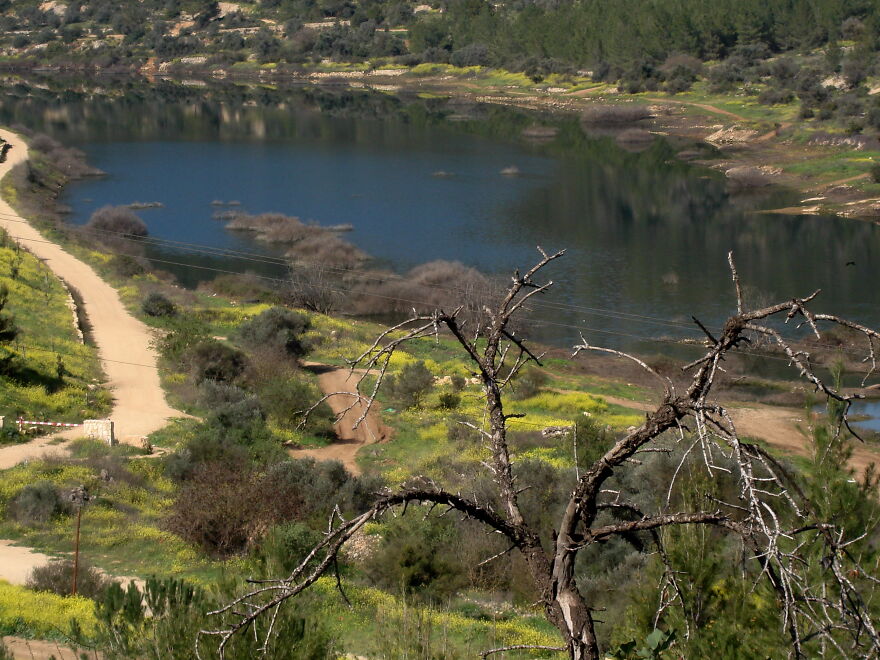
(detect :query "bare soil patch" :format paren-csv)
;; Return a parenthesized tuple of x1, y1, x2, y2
(288, 363, 389, 474)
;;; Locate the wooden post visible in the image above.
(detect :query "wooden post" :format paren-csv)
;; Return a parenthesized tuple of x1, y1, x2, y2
(72, 505, 82, 596)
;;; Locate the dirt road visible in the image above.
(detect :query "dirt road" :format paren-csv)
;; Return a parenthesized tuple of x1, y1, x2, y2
(602, 394, 879, 474)
(289, 363, 388, 474)
(0, 129, 184, 448)
(3, 636, 96, 660)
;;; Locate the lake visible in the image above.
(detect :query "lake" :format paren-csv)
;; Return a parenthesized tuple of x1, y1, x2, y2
(1, 78, 878, 358)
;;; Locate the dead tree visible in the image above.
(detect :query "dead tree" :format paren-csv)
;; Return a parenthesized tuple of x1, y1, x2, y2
(200, 249, 880, 660)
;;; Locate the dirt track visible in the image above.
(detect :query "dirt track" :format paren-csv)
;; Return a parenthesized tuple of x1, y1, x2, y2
(288, 363, 388, 474)
(0, 129, 184, 451)
(603, 393, 879, 474)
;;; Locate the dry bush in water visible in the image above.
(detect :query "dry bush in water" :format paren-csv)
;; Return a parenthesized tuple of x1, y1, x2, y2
(348, 259, 501, 322)
(86, 205, 148, 238)
(225, 212, 366, 269)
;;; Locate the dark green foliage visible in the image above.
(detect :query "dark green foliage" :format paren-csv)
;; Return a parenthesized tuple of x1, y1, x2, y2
(9, 481, 69, 525)
(256, 375, 333, 435)
(26, 560, 114, 600)
(141, 292, 177, 317)
(234, 306, 312, 357)
(509, 366, 547, 400)
(871, 162, 880, 183)
(610, 629, 676, 659)
(156, 315, 211, 363)
(92, 576, 335, 659)
(110, 254, 147, 278)
(366, 514, 466, 603)
(257, 521, 323, 574)
(0, 283, 17, 373)
(437, 391, 460, 409)
(189, 339, 247, 383)
(383, 360, 434, 408)
(0, 426, 25, 445)
(0, 284, 17, 343)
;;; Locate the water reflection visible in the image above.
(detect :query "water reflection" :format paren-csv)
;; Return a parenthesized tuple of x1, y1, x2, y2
(0, 76, 877, 353)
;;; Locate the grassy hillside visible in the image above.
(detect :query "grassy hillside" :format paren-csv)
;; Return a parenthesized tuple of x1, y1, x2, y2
(0, 228, 109, 426)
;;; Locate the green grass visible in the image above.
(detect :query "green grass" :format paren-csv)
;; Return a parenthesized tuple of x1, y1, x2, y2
(0, 230, 110, 423)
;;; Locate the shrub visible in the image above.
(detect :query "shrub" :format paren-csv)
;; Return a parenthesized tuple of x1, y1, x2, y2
(257, 376, 333, 435)
(257, 521, 323, 574)
(758, 88, 795, 105)
(26, 560, 114, 600)
(0, 426, 25, 445)
(234, 306, 312, 357)
(509, 366, 548, 400)
(450, 42, 490, 67)
(582, 105, 652, 124)
(870, 162, 880, 184)
(438, 392, 460, 409)
(165, 461, 282, 556)
(365, 514, 466, 602)
(383, 360, 434, 408)
(165, 457, 376, 556)
(142, 292, 177, 317)
(110, 254, 147, 278)
(85, 206, 148, 238)
(9, 481, 69, 524)
(189, 339, 247, 383)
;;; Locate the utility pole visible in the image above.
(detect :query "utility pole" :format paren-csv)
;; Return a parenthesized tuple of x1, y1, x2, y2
(69, 486, 90, 597)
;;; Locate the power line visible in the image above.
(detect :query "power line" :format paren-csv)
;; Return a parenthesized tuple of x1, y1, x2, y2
(0, 213, 875, 361)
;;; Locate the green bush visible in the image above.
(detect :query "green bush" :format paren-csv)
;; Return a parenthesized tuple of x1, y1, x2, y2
(189, 340, 247, 383)
(871, 162, 880, 184)
(257, 376, 333, 435)
(438, 392, 460, 409)
(365, 514, 466, 603)
(257, 521, 323, 574)
(234, 306, 312, 357)
(142, 292, 177, 317)
(26, 560, 115, 600)
(9, 481, 70, 525)
(92, 577, 335, 659)
(509, 366, 548, 400)
(383, 360, 434, 408)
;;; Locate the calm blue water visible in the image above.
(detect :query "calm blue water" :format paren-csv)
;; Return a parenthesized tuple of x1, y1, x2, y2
(61, 138, 556, 272)
(2, 80, 878, 358)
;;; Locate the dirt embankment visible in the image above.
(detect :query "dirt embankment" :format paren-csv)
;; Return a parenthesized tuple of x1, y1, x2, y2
(288, 363, 389, 475)
(0, 129, 185, 455)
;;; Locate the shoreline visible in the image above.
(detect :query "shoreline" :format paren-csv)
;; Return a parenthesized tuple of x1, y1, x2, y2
(0, 128, 185, 444)
(5, 62, 880, 221)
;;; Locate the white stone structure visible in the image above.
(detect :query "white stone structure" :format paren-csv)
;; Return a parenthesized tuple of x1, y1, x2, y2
(83, 419, 115, 445)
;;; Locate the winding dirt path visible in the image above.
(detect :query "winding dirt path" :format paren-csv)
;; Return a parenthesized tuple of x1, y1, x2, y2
(0, 129, 184, 457)
(288, 363, 388, 475)
(816, 172, 870, 189)
(602, 393, 879, 474)
(644, 97, 751, 122)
